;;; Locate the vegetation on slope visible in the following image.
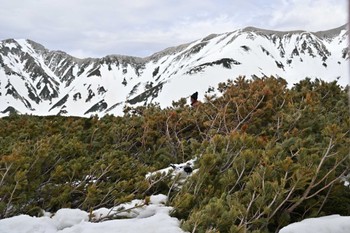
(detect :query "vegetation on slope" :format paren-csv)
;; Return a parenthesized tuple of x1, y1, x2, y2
(0, 76, 349, 232)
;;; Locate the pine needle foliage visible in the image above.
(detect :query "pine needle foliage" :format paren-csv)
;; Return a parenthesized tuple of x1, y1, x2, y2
(170, 77, 350, 232)
(0, 76, 349, 232)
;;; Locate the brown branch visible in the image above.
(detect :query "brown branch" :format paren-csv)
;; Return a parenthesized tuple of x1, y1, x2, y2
(233, 95, 265, 132)
(93, 202, 147, 222)
(0, 163, 12, 187)
(287, 139, 334, 213)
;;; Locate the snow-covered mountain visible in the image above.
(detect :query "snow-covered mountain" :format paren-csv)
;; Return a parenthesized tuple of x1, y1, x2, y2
(0, 25, 348, 117)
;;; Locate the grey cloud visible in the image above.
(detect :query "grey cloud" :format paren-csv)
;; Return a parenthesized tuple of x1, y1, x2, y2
(0, 0, 347, 58)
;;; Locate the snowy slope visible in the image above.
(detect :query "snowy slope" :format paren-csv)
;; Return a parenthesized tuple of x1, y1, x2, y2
(0, 25, 348, 117)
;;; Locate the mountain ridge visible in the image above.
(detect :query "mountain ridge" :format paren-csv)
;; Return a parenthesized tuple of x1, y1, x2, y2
(2, 24, 348, 60)
(0, 25, 348, 117)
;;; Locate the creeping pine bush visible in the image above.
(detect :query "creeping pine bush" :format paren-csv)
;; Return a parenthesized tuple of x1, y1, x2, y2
(0, 77, 349, 233)
(170, 77, 350, 232)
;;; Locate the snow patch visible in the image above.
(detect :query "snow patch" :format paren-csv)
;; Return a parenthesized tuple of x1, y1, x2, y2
(51, 208, 89, 230)
(279, 215, 350, 233)
(0, 194, 185, 233)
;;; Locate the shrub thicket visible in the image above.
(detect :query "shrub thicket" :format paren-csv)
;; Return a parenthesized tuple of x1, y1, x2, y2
(171, 77, 350, 232)
(0, 76, 349, 232)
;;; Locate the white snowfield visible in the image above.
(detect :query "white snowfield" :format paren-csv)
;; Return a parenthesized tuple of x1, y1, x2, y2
(0, 25, 348, 117)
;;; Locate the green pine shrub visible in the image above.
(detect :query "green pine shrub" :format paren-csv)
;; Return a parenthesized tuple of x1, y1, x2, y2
(0, 76, 348, 233)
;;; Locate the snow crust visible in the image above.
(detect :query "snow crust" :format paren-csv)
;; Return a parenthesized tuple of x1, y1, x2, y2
(279, 215, 350, 233)
(0, 194, 185, 233)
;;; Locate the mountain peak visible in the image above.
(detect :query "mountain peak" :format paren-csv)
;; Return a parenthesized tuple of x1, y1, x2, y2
(242, 26, 305, 36)
(314, 24, 348, 38)
(242, 24, 348, 39)
(26, 39, 47, 52)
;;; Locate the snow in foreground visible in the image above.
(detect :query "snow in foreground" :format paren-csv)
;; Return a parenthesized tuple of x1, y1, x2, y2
(0, 194, 185, 233)
(0, 159, 349, 233)
(1, 203, 349, 233)
(279, 215, 350, 233)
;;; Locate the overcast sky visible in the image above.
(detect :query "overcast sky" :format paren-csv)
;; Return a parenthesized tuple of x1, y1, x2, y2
(0, 0, 347, 58)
